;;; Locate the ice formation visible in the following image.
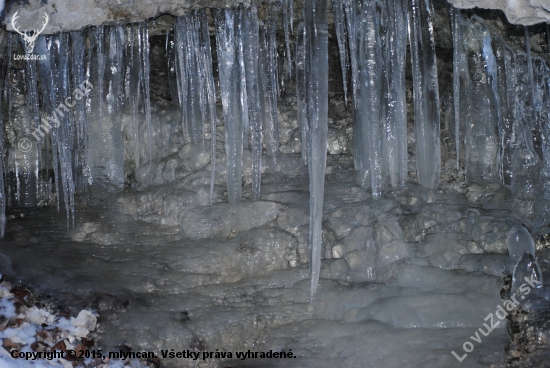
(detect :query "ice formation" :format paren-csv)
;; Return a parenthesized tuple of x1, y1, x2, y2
(0, 2, 550, 301)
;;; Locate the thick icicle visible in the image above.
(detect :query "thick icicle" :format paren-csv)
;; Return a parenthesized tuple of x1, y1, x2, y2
(242, 6, 263, 201)
(236, 10, 250, 150)
(282, 0, 293, 78)
(462, 16, 500, 184)
(140, 22, 153, 164)
(355, 0, 383, 196)
(343, 0, 358, 107)
(265, 3, 280, 159)
(128, 24, 142, 169)
(214, 9, 244, 204)
(332, 0, 348, 105)
(450, 6, 462, 173)
(166, 30, 180, 106)
(384, 0, 408, 188)
(296, 22, 309, 166)
(194, 9, 218, 205)
(304, 0, 328, 301)
(408, 0, 441, 189)
(524, 27, 543, 158)
(0, 52, 6, 237)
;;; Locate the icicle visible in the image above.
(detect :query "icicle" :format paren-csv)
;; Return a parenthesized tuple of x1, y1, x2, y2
(332, 0, 348, 105)
(304, 0, 328, 301)
(384, 0, 408, 188)
(524, 26, 543, 157)
(191, 11, 209, 145)
(493, 37, 515, 186)
(195, 9, 218, 205)
(266, 2, 280, 159)
(129, 25, 141, 169)
(461, 16, 500, 184)
(343, 0, 358, 107)
(19, 34, 40, 207)
(282, 0, 293, 78)
(450, 6, 461, 173)
(242, 6, 263, 201)
(236, 9, 250, 150)
(408, 0, 441, 189)
(355, 0, 383, 197)
(296, 23, 309, 166)
(70, 30, 90, 193)
(213, 9, 244, 204)
(140, 22, 153, 165)
(0, 52, 6, 238)
(166, 30, 180, 106)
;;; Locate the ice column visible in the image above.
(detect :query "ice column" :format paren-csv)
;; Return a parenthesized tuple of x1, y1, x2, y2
(303, 0, 328, 300)
(408, 0, 441, 189)
(214, 9, 244, 204)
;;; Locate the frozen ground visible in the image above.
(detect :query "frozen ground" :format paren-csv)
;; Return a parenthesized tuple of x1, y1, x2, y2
(0, 153, 529, 368)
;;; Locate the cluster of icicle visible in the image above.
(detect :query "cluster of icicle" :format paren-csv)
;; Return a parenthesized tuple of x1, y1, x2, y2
(0, 23, 156, 229)
(450, 10, 550, 198)
(332, 0, 439, 196)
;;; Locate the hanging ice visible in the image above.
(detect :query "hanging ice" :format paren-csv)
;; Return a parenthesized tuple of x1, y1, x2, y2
(213, 9, 244, 204)
(242, 6, 263, 201)
(303, 0, 328, 301)
(332, 0, 348, 106)
(408, 0, 441, 189)
(449, 6, 462, 173)
(296, 23, 309, 166)
(461, 16, 500, 184)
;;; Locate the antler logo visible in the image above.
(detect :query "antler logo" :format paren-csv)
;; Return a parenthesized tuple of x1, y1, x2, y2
(11, 11, 49, 54)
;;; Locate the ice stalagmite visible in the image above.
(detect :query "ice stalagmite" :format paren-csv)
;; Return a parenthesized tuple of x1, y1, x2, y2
(242, 6, 263, 201)
(296, 23, 309, 166)
(332, 0, 348, 106)
(462, 17, 500, 184)
(408, 0, 441, 189)
(356, 0, 383, 197)
(303, 0, 328, 301)
(384, 0, 408, 188)
(214, 9, 244, 204)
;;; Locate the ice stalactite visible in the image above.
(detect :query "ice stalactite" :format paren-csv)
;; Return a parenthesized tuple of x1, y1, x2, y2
(383, 0, 408, 188)
(242, 6, 263, 201)
(166, 30, 179, 107)
(128, 24, 141, 170)
(194, 9, 218, 206)
(70, 30, 91, 193)
(525, 27, 544, 159)
(19, 35, 40, 207)
(296, 23, 309, 167)
(409, 0, 441, 189)
(282, 0, 293, 79)
(461, 17, 500, 184)
(140, 23, 153, 165)
(355, 0, 383, 196)
(493, 36, 515, 186)
(0, 45, 6, 238)
(214, 8, 244, 204)
(450, 6, 462, 173)
(303, 0, 328, 301)
(332, 0, 349, 106)
(265, 2, 280, 160)
(236, 10, 250, 150)
(343, 0, 358, 107)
